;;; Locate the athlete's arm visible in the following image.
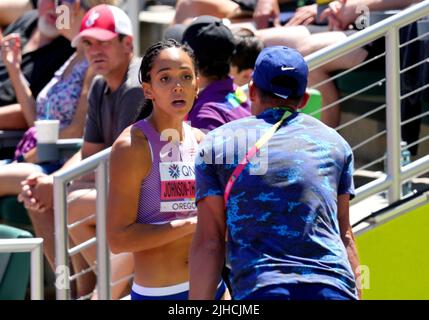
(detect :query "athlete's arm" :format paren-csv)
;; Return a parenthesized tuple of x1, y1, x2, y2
(107, 125, 197, 254)
(189, 195, 226, 299)
(338, 194, 362, 299)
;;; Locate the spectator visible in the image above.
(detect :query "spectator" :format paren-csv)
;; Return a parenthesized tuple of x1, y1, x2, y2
(167, 15, 364, 128)
(318, 0, 424, 132)
(174, 0, 317, 29)
(0, 0, 115, 197)
(0, 0, 35, 28)
(18, 4, 149, 299)
(107, 39, 228, 300)
(0, 0, 74, 115)
(230, 27, 264, 87)
(286, 1, 318, 27)
(320, 0, 421, 31)
(182, 16, 251, 132)
(255, 24, 367, 128)
(189, 46, 361, 300)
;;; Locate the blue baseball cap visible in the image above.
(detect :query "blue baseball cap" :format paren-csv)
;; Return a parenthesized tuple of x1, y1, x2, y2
(252, 46, 308, 99)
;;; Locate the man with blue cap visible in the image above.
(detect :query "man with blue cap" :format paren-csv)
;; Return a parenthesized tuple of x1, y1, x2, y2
(189, 46, 361, 300)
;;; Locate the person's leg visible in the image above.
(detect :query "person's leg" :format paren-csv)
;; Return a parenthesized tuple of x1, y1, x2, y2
(174, 0, 242, 24)
(0, 104, 28, 130)
(67, 187, 134, 300)
(68, 238, 97, 298)
(255, 28, 368, 127)
(25, 181, 95, 297)
(255, 26, 311, 49)
(0, 0, 33, 28)
(0, 163, 41, 196)
(27, 207, 56, 269)
(400, 23, 423, 156)
(298, 32, 368, 127)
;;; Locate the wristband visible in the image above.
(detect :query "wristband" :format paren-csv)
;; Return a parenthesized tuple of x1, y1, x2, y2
(16, 154, 25, 163)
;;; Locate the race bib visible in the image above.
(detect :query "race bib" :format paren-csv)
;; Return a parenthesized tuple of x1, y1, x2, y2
(159, 162, 196, 213)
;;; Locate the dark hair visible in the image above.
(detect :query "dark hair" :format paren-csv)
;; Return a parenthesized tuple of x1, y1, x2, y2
(117, 34, 127, 42)
(231, 32, 264, 73)
(197, 59, 231, 80)
(255, 83, 303, 110)
(138, 39, 198, 114)
(139, 39, 197, 84)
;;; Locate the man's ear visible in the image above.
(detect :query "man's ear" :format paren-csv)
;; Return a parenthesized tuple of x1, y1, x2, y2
(297, 92, 310, 109)
(195, 76, 200, 96)
(122, 35, 134, 53)
(142, 82, 153, 99)
(249, 80, 256, 102)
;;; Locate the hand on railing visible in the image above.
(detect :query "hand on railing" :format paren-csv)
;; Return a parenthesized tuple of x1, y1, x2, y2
(18, 173, 54, 212)
(286, 4, 317, 26)
(253, 0, 281, 29)
(320, 0, 358, 31)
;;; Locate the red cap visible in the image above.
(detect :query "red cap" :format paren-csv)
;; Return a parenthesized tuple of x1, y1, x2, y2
(71, 4, 133, 47)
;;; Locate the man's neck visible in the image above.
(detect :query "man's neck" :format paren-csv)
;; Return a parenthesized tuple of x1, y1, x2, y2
(105, 54, 133, 92)
(198, 76, 212, 91)
(198, 75, 227, 91)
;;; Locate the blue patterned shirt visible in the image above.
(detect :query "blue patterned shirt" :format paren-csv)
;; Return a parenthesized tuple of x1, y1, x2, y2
(195, 108, 357, 300)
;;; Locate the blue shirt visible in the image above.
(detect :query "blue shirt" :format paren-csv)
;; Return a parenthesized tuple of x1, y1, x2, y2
(195, 108, 357, 300)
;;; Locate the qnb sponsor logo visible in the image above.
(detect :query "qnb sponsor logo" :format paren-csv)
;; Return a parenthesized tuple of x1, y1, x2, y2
(166, 163, 195, 180)
(160, 162, 195, 181)
(169, 164, 181, 179)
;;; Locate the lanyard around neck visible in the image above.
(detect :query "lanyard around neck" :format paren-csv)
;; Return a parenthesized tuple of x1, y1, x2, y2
(223, 108, 294, 209)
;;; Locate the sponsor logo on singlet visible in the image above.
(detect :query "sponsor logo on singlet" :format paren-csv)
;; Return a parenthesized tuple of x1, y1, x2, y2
(160, 162, 196, 212)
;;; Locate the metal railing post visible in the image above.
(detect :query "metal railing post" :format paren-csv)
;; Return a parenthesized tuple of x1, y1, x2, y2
(96, 160, 111, 300)
(0, 238, 44, 300)
(385, 28, 402, 203)
(31, 238, 44, 300)
(127, 0, 141, 57)
(54, 176, 71, 300)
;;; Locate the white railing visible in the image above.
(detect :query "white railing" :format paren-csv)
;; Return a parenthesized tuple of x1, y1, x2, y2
(305, 0, 429, 205)
(0, 238, 44, 300)
(125, 0, 142, 57)
(53, 147, 111, 300)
